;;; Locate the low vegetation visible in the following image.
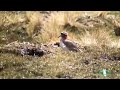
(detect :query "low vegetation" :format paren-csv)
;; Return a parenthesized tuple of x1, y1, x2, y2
(0, 11, 120, 79)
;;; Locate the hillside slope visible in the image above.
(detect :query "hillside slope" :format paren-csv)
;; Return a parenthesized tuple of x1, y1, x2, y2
(0, 11, 120, 79)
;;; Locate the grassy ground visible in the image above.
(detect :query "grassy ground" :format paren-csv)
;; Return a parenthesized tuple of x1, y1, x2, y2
(0, 11, 120, 79)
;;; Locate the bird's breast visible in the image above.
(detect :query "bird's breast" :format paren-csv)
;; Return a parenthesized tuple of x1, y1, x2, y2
(60, 41, 68, 50)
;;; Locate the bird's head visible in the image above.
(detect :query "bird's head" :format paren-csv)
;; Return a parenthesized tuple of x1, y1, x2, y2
(58, 32, 68, 40)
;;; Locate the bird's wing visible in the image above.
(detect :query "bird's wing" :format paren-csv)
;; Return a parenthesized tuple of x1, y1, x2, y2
(63, 40, 79, 50)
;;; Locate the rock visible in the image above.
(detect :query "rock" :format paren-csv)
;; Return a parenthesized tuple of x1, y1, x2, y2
(56, 73, 72, 79)
(26, 48, 45, 57)
(1, 41, 52, 57)
(100, 53, 120, 61)
(110, 55, 120, 61)
(114, 27, 120, 36)
(84, 60, 89, 65)
(54, 42, 60, 47)
(19, 46, 49, 57)
(100, 53, 110, 60)
(76, 15, 105, 29)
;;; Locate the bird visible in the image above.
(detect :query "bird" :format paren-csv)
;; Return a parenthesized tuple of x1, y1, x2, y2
(58, 32, 80, 52)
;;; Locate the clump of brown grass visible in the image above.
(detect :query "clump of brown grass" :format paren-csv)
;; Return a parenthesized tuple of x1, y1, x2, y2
(79, 27, 112, 47)
(25, 11, 43, 38)
(0, 12, 25, 30)
(39, 11, 81, 43)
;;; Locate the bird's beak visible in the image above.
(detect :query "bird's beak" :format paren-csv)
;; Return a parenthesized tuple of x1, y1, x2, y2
(58, 35, 61, 38)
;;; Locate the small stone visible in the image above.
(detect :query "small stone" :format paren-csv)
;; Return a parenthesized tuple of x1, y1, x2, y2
(84, 60, 89, 65)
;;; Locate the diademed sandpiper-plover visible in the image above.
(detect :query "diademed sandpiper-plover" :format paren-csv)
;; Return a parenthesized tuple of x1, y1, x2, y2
(58, 32, 80, 52)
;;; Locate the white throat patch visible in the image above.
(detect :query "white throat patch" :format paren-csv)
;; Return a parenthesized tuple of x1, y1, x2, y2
(60, 40, 68, 51)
